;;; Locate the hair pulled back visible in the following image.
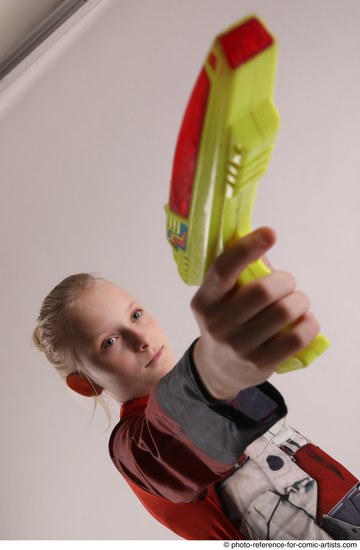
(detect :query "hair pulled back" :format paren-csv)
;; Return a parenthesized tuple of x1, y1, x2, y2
(33, 273, 102, 381)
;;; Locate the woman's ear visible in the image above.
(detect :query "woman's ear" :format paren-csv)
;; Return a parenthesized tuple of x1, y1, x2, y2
(66, 373, 103, 397)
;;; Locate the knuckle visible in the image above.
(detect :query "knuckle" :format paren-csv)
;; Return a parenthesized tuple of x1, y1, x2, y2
(210, 257, 227, 281)
(251, 280, 273, 303)
(287, 331, 306, 350)
(292, 292, 311, 319)
(249, 272, 297, 306)
(276, 292, 310, 323)
(287, 317, 319, 350)
(303, 314, 321, 340)
(275, 300, 293, 322)
(279, 270, 297, 288)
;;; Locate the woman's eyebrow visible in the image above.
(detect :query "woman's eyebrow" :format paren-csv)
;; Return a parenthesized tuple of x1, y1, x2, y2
(128, 299, 139, 310)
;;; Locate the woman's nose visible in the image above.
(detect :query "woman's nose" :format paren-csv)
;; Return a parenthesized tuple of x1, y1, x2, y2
(138, 340, 149, 352)
(125, 328, 151, 351)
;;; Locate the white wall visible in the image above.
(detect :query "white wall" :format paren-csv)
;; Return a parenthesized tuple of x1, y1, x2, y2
(1, 0, 359, 540)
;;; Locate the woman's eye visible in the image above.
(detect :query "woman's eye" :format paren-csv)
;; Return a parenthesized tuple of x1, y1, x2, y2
(132, 309, 143, 321)
(103, 336, 117, 349)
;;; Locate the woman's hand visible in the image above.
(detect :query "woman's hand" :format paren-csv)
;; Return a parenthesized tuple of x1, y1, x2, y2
(191, 227, 320, 401)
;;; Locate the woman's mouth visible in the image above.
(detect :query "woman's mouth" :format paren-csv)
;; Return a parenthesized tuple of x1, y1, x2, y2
(146, 347, 164, 367)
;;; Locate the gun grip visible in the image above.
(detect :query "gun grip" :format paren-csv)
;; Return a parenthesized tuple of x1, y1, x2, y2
(237, 259, 330, 374)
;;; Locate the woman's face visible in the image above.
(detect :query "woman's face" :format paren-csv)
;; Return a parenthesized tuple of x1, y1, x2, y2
(74, 280, 175, 402)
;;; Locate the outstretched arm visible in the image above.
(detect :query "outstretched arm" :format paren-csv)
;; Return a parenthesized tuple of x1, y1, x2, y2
(191, 227, 320, 401)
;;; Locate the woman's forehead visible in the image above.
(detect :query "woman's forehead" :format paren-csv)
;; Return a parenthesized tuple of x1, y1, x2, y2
(76, 280, 137, 331)
(94, 279, 134, 299)
(85, 280, 136, 308)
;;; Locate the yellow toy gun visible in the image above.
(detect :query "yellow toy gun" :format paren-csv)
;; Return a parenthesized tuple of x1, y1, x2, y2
(165, 15, 329, 373)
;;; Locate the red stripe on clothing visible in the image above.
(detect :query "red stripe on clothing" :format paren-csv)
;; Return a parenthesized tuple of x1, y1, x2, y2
(295, 444, 358, 522)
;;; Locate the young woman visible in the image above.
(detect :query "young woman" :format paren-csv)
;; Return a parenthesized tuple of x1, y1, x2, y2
(33, 227, 359, 540)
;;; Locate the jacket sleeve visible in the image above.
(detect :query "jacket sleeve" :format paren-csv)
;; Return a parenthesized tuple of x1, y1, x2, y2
(109, 340, 287, 504)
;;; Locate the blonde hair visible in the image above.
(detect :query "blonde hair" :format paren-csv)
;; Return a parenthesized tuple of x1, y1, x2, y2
(33, 273, 106, 406)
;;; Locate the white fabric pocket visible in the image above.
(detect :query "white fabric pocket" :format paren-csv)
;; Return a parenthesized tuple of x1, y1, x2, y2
(244, 488, 332, 540)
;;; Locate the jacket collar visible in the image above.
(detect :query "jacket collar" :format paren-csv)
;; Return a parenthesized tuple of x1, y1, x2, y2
(120, 394, 149, 419)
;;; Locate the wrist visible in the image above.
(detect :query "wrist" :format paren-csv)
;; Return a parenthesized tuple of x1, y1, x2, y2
(192, 338, 245, 402)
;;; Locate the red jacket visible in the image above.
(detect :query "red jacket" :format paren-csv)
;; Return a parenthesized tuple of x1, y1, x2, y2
(109, 343, 358, 540)
(109, 343, 287, 539)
